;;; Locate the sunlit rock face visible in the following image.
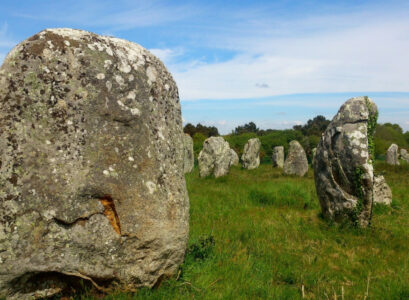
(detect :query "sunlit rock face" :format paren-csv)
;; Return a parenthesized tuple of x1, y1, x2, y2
(314, 97, 378, 227)
(0, 28, 189, 298)
(272, 146, 284, 168)
(386, 144, 400, 165)
(241, 138, 261, 170)
(284, 141, 308, 176)
(198, 136, 232, 178)
(373, 175, 392, 206)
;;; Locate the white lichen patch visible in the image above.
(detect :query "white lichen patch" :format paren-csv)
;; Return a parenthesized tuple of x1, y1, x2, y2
(164, 84, 170, 91)
(115, 75, 125, 86)
(64, 40, 70, 46)
(146, 181, 157, 194)
(103, 170, 109, 176)
(96, 73, 105, 80)
(104, 60, 112, 69)
(129, 75, 134, 81)
(127, 91, 136, 100)
(128, 156, 134, 162)
(106, 81, 112, 91)
(119, 63, 132, 73)
(146, 66, 157, 84)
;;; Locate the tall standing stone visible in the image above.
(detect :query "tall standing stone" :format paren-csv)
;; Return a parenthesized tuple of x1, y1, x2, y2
(283, 141, 308, 176)
(386, 144, 400, 165)
(198, 136, 232, 177)
(272, 146, 284, 168)
(0, 29, 189, 298)
(400, 148, 409, 163)
(183, 133, 194, 173)
(314, 97, 378, 227)
(241, 138, 261, 170)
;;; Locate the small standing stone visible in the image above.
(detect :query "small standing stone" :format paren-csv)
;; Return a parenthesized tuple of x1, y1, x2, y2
(272, 146, 284, 168)
(183, 133, 194, 173)
(241, 138, 261, 170)
(400, 148, 409, 163)
(386, 144, 400, 165)
(229, 149, 239, 166)
(198, 136, 232, 177)
(283, 141, 308, 176)
(373, 175, 392, 205)
(312, 147, 317, 166)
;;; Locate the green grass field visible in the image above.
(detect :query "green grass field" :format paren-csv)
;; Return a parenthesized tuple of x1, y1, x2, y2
(93, 162, 409, 300)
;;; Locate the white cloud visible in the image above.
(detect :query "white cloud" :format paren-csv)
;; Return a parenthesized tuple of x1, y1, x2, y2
(166, 10, 409, 101)
(149, 48, 184, 64)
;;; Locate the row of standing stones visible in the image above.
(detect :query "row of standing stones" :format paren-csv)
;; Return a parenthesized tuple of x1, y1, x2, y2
(386, 143, 409, 165)
(0, 29, 395, 298)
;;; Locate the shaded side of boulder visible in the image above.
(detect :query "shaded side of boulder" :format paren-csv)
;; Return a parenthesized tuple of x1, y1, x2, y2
(386, 144, 400, 165)
(283, 141, 308, 176)
(373, 175, 392, 205)
(183, 133, 194, 173)
(229, 149, 239, 166)
(272, 146, 284, 168)
(400, 148, 409, 163)
(314, 96, 378, 227)
(241, 138, 261, 170)
(0, 28, 189, 298)
(198, 136, 231, 177)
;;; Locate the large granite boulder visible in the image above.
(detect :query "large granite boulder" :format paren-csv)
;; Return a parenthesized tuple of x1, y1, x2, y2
(314, 97, 378, 227)
(229, 149, 239, 166)
(400, 148, 409, 163)
(241, 138, 261, 170)
(0, 29, 189, 298)
(183, 134, 194, 173)
(198, 136, 231, 177)
(373, 175, 392, 205)
(283, 141, 308, 176)
(272, 146, 284, 168)
(386, 144, 400, 165)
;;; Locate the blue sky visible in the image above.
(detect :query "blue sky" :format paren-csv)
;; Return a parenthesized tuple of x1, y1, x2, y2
(1, 0, 409, 133)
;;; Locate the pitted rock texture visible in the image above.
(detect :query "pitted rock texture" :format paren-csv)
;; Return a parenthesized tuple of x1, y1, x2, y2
(0, 28, 189, 298)
(183, 134, 194, 173)
(229, 149, 239, 166)
(283, 141, 308, 176)
(314, 97, 378, 227)
(400, 148, 409, 163)
(373, 175, 392, 205)
(198, 136, 232, 177)
(241, 138, 261, 170)
(386, 144, 400, 165)
(272, 146, 284, 168)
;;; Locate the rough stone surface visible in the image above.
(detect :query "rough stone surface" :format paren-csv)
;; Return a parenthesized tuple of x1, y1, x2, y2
(373, 175, 392, 205)
(272, 146, 284, 168)
(183, 134, 194, 173)
(229, 149, 239, 166)
(241, 138, 261, 170)
(400, 148, 409, 163)
(198, 136, 231, 177)
(0, 28, 189, 298)
(386, 144, 400, 165)
(314, 97, 378, 227)
(283, 141, 308, 176)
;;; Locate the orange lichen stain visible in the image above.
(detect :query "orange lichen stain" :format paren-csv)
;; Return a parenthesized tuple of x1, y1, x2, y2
(99, 196, 121, 235)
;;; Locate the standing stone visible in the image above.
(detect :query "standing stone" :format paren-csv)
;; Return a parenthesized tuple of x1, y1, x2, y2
(272, 146, 284, 168)
(198, 136, 232, 177)
(229, 149, 239, 166)
(373, 175, 392, 205)
(386, 144, 400, 165)
(283, 141, 308, 176)
(183, 133, 194, 173)
(400, 148, 409, 163)
(314, 97, 378, 227)
(241, 138, 261, 170)
(312, 147, 317, 166)
(0, 29, 189, 298)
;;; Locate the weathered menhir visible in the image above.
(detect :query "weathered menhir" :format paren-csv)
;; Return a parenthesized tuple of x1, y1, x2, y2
(0, 29, 189, 298)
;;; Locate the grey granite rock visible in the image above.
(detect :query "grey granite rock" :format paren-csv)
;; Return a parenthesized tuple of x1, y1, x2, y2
(183, 134, 194, 173)
(283, 141, 308, 176)
(314, 97, 378, 227)
(198, 136, 231, 177)
(386, 144, 400, 165)
(241, 138, 261, 170)
(229, 149, 239, 166)
(0, 28, 189, 298)
(373, 175, 392, 205)
(272, 146, 284, 168)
